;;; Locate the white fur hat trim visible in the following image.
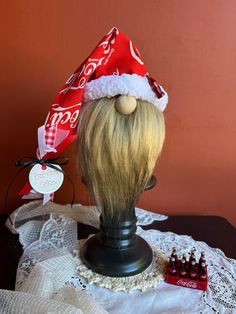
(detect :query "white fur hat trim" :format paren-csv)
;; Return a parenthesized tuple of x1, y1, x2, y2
(84, 74, 168, 111)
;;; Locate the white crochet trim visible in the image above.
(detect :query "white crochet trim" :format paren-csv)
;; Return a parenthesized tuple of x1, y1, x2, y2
(84, 74, 168, 111)
(75, 245, 167, 292)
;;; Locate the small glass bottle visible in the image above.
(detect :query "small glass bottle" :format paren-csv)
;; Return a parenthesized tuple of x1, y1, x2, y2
(169, 257, 177, 276)
(179, 259, 187, 278)
(189, 260, 197, 280)
(198, 262, 207, 281)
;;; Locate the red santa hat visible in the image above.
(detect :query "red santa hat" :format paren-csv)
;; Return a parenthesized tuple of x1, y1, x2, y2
(20, 27, 168, 198)
(42, 27, 168, 156)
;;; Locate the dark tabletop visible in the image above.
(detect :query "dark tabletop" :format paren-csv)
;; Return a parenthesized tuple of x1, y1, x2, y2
(0, 214, 235, 290)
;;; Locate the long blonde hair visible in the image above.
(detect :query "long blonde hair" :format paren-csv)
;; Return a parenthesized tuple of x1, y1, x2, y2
(77, 97, 165, 221)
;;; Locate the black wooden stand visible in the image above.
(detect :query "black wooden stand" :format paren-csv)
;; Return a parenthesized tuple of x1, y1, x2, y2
(81, 176, 156, 277)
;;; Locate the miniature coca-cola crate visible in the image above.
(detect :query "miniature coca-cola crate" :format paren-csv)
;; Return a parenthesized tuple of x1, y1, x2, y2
(165, 260, 208, 291)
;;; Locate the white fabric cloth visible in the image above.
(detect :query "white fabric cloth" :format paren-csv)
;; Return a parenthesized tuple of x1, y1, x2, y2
(2, 201, 236, 314)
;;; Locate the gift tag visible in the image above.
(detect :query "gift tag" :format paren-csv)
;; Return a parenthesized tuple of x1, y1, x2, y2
(29, 164, 64, 194)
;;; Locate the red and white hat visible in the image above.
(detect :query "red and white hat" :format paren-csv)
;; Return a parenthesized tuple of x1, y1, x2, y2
(20, 27, 168, 198)
(41, 27, 168, 157)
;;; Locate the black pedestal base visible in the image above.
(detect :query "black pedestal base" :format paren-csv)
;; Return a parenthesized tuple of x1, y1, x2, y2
(82, 233, 153, 277)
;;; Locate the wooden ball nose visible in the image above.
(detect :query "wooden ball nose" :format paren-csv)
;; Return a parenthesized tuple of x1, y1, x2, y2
(115, 96, 137, 115)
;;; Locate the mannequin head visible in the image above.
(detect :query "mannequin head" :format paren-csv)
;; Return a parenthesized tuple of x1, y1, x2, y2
(77, 96, 165, 221)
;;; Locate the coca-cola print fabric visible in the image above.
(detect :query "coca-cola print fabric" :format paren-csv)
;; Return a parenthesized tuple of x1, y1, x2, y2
(43, 27, 147, 157)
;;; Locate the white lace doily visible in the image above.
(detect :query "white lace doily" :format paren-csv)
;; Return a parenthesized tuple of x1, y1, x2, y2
(5, 200, 168, 246)
(2, 201, 236, 314)
(75, 244, 167, 292)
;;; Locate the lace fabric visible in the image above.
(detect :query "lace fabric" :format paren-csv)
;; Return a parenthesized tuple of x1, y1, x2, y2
(2, 201, 236, 314)
(76, 244, 167, 292)
(6, 200, 168, 242)
(139, 229, 236, 314)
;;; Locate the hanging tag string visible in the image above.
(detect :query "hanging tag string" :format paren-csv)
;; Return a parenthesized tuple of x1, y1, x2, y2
(5, 157, 75, 226)
(15, 157, 69, 168)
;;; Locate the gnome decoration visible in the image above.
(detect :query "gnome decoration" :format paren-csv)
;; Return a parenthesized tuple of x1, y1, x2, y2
(21, 27, 168, 276)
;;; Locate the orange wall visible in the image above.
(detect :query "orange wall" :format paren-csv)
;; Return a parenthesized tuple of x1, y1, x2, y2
(1, 1, 236, 226)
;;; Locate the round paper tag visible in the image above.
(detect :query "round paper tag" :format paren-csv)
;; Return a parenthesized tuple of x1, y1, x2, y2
(29, 164, 64, 194)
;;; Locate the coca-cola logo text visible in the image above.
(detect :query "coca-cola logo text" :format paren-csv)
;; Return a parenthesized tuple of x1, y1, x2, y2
(60, 28, 119, 95)
(46, 104, 80, 129)
(177, 280, 197, 289)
